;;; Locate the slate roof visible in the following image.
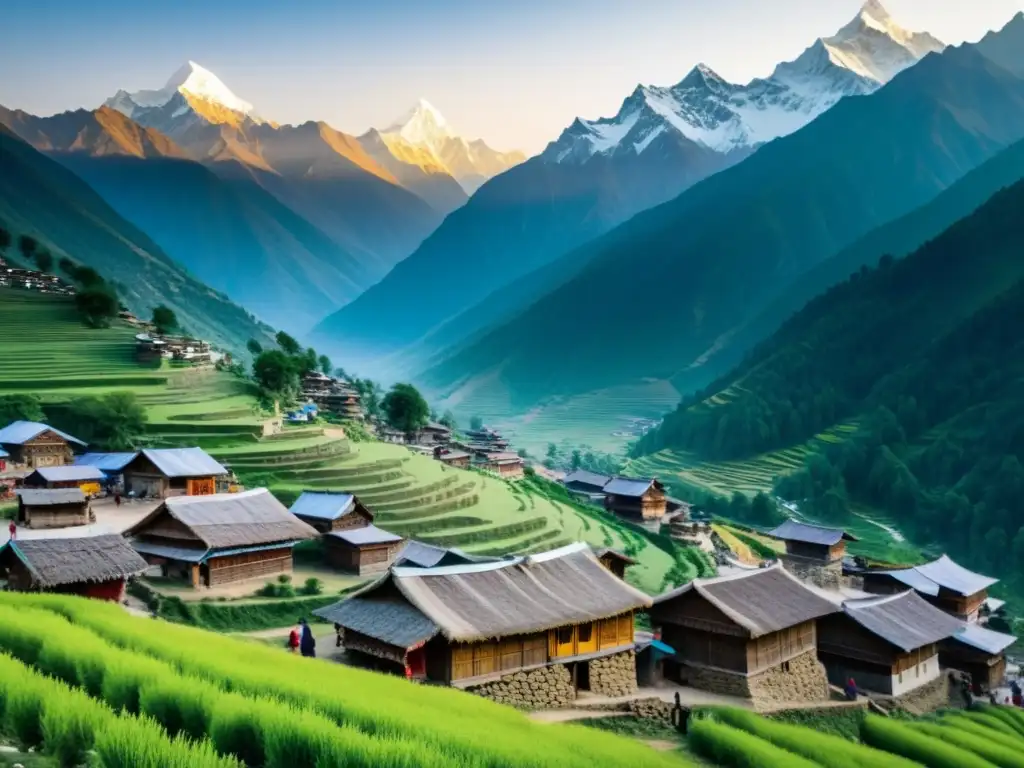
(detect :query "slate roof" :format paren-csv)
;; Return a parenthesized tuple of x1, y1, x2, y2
(322, 542, 650, 645)
(0, 534, 148, 588)
(654, 563, 839, 638)
(841, 591, 963, 652)
(949, 624, 1017, 655)
(315, 596, 439, 649)
(289, 491, 359, 521)
(603, 477, 656, 497)
(393, 540, 497, 569)
(16, 488, 87, 506)
(0, 420, 85, 447)
(562, 470, 611, 490)
(768, 520, 858, 546)
(328, 525, 403, 546)
(128, 488, 317, 550)
(27, 466, 105, 483)
(876, 555, 998, 597)
(136, 448, 227, 478)
(74, 452, 138, 472)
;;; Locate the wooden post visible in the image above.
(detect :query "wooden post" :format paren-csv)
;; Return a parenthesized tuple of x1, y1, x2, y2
(191, 564, 201, 589)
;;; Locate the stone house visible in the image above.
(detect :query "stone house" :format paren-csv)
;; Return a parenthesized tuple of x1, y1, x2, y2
(860, 555, 998, 624)
(122, 447, 228, 498)
(315, 542, 650, 707)
(817, 591, 962, 703)
(126, 488, 317, 588)
(649, 563, 837, 706)
(603, 477, 667, 521)
(0, 534, 148, 601)
(324, 525, 405, 575)
(767, 520, 858, 587)
(15, 488, 92, 529)
(939, 623, 1016, 692)
(289, 491, 374, 534)
(0, 421, 85, 469)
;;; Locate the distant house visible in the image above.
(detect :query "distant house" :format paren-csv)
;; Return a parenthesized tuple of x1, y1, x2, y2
(0, 534, 148, 601)
(16, 488, 92, 529)
(393, 540, 499, 569)
(817, 591, 962, 699)
(23, 465, 105, 493)
(603, 477, 666, 520)
(315, 543, 649, 702)
(0, 421, 85, 469)
(860, 555, 999, 624)
(121, 447, 228, 498)
(592, 547, 637, 580)
(289, 491, 374, 534)
(650, 564, 837, 703)
(940, 623, 1017, 692)
(73, 452, 138, 488)
(434, 448, 471, 469)
(562, 471, 611, 496)
(475, 451, 524, 479)
(126, 488, 317, 588)
(415, 422, 451, 446)
(324, 525, 405, 576)
(768, 521, 858, 564)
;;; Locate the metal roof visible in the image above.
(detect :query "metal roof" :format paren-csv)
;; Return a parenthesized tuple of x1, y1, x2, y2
(841, 591, 963, 652)
(768, 519, 857, 546)
(16, 488, 87, 506)
(950, 624, 1017, 655)
(138, 448, 227, 478)
(562, 470, 611, 489)
(0, 420, 85, 447)
(602, 477, 655, 497)
(289, 491, 356, 521)
(327, 525, 403, 546)
(28, 466, 105, 483)
(876, 555, 998, 598)
(74, 452, 138, 472)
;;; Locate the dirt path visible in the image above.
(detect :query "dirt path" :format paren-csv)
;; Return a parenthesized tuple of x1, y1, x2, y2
(529, 709, 628, 724)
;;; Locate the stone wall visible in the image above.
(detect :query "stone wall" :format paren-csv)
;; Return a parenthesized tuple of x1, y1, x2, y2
(779, 555, 842, 589)
(689, 666, 751, 698)
(628, 697, 673, 722)
(590, 651, 637, 697)
(895, 673, 949, 714)
(468, 664, 575, 710)
(748, 649, 832, 709)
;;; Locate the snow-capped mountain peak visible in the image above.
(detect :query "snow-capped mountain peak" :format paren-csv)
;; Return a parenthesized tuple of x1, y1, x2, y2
(544, 0, 943, 164)
(383, 98, 455, 146)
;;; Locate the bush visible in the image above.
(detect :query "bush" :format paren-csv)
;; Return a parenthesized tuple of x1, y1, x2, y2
(861, 714, 992, 768)
(689, 717, 821, 768)
(300, 577, 324, 596)
(911, 721, 1024, 768)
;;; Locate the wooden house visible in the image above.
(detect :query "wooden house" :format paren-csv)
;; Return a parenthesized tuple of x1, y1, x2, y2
(593, 547, 637, 580)
(72, 452, 138, 488)
(434, 448, 471, 468)
(562, 470, 611, 496)
(860, 555, 998, 623)
(289, 491, 374, 534)
(767, 520, 858, 564)
(649, 564, 838, 703)
(0, 421, 85, 469)
(324, 525, 404, 575)
(817, 591, 962, 699)
(475, 451, 524, 479)
(315, 543, 650, 700)
(126, 488, 317, 588)
(15, 488, 91, 529)
(415, 422, 452, 446)
(0, 534, 148, 601)
(23, 465, 105, 494)
(122, 447, 228, 498)
(392, 540, 499, 569)
(939, 624, 1016, 692)
(603, 477, 666, 521)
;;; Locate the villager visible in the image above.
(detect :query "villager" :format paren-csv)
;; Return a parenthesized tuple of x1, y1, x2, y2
(288, 626, 300, 654)
(114, 492, 121, 508)
(299, 618, 316, 658)
(844, 677, 858, 701)
(334, 622, 342, 648)
(8, 521, 15, 541)
(1011, 679, 1021, 707)
(670, 692, 691, 734)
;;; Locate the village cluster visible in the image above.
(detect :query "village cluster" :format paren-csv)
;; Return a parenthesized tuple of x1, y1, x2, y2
(0, 417, 1016, 718)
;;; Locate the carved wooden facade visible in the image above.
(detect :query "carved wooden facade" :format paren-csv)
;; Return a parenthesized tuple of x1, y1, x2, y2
(5, 431, 73, 469)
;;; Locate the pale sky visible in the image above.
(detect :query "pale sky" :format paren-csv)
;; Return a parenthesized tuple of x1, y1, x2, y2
(1, 0, 1021, 154)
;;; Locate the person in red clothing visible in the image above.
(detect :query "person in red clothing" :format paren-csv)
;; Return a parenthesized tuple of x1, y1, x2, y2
(8, 521, 15, 541)
(287, 625, 300, 654)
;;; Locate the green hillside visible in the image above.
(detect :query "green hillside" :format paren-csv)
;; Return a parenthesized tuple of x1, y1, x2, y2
(0, 127, 272, 353)
(1, 592, 1017, 768)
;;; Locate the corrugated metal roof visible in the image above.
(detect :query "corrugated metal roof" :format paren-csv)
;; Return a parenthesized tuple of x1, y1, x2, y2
(16, 488, 87, 506)
(0, 420, 85, 447)
(139, 448, 227, 478)
(915, 555, 998, 596)
(842, 591, 962, 652)
(28, 466, 105, 483)
(328, 525, 403, 546)
(950, 624, 1016, 655)
(768, 520, 857, 546)
(289, 491, 355, 521)
(602, 477, 655, 497)
(74, 452, 138, 471)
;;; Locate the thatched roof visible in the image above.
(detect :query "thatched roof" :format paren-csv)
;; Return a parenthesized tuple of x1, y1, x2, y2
(654, 563, 839, 637)
(17, 488, 87, 506)
(768, 520, 858, 546)
(1, 534, 148, 588)
(319, 542, 651, 646)
(841, 591, 963, 652)
(127, 488, 317, 550)
(316, 595, 439, 649)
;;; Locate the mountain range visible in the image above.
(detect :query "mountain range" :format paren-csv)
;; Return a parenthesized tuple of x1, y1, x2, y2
(414, 15, 1024, 418)
(311, 1, 948, 371)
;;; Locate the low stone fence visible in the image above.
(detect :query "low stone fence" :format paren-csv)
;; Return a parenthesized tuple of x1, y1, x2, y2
(469, 665, 575, 709)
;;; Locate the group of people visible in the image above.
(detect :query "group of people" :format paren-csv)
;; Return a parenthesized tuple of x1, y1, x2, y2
(288, 618, 317, 657)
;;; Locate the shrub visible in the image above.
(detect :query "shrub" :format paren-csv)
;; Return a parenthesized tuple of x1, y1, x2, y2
(300, 577, 324, 596)
(861, 714, 992, 768)
(689, 717, 821, 768)
(911, 721, 1024, 768)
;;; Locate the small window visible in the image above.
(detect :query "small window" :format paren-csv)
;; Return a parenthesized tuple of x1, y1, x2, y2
(557, 627, 573, 645)
(782, 661, 791, 673)
(578, 624, 593, 643)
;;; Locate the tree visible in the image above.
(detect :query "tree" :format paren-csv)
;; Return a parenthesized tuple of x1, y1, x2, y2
(300, 348, 318, 376)
(439, 410, 458, 430)
(18, 234, 37, 261)
(68, 265, 104, 287)
(546, 443, 558, 460)
(0, 394, 45, 424)
(275, 331, 301, 355)
(57, 393, 147, 450)
(34, 249, 53, 273)
(75, 286, 119, 328)
(382, 383, 430, 435)
(246, 338, 263, 357)
(0, 225, 10, 252)
(318, 354, 332, 376)
(750, 492, 781, 526)
(151, 305, 178, 335)
(470, 415, 484, 431)
(333, 367, 348, 381)
(252, 350, 299, 396)
(58, 256, 75, 274)
(570, 450, 582, 471)
(353, 379, 382, 420)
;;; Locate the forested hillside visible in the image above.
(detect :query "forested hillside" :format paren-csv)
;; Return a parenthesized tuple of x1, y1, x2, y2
(637, 176, 1024, 584)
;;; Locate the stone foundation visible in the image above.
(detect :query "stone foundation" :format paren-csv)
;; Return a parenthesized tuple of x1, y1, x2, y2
(895, 673, 948, 714)
(628, 697, 673, 722)
(687, 649, 831, 709)
(779, 556, 842, 589)
(590, 651, 637, 697)
(467, 664, 575, 710)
